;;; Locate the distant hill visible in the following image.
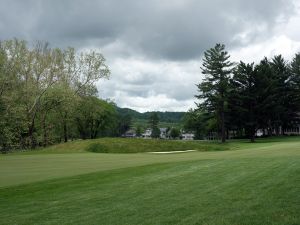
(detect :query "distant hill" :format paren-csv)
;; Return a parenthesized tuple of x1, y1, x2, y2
(116, 107, 186, 128)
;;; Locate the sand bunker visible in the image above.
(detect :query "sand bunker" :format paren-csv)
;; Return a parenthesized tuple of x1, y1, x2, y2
(148, 150, 197, 154)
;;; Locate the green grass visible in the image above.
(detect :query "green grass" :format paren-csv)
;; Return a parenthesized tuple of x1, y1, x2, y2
(14, 136, 300, 155)
(12, 138, 230, 154)
(0, 137, 299, 224)
(84, 138, 231, 153)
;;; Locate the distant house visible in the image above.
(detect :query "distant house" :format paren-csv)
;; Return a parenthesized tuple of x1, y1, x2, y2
(142, 128, 169, 139)
(256, 125, 300, 136)
(142, 128, 152, 138)
(122, 129, 136, 138)
(160, 128, 167, 139)
(181, 133, 194, 140)
(283, 126, 300, 135)
(256, 129, 263, 137)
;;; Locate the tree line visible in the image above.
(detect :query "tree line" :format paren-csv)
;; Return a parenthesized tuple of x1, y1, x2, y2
(116, 107, 185, 123)
(0, 39, 127, 152)
(184, 44, 300, 142)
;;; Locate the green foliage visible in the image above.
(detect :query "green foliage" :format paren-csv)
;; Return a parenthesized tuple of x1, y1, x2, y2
(228, 61, 261, 142)
(183, 109, 216, 139)
(0, 39, 111, 151)
(227, 56, 300, 142)
(147, 112, 161, 138)
(290, 53, 300, 113)
(193, 44, 300, 142)
(135, 126, 142, 137)
(148, 112, 159, 127)
(117, 107, 185, 123)
(132, 118, 182, 131)
(86, 143, 110, 153)
(118, 114, 132, 135)
(151, 126, 161, 138)
(170, 127, 180, 139)
(196, 43, 233, 142)
(117, 107, 185, 131)
(75, 97, 118, 139)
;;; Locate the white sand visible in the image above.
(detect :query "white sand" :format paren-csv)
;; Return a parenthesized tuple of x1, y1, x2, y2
(148, 150, 197, 154)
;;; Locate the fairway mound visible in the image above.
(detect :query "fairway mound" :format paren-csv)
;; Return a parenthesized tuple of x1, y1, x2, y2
(148, 150, 197, 154)
(31, 138, 230, 154)
(84, 139, 225, 153)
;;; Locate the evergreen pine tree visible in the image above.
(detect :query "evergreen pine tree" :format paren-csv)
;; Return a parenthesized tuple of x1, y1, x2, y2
(196, 44, 233, 143)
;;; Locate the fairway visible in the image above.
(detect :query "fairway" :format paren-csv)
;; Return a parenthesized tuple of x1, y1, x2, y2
(0, 138, 300, 225)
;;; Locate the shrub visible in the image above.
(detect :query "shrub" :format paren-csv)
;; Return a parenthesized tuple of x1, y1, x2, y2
(86, 143, 110, 153)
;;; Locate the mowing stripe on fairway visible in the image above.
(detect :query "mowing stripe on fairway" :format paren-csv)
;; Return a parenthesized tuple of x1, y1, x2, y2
(0, 154, 299, 225)
(0, 140, 299, 188)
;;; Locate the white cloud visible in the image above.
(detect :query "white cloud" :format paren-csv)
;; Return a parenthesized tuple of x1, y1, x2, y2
(112, 92, 195, 112)
(231, 35, 300, 63)
(97, 58, 201, 112)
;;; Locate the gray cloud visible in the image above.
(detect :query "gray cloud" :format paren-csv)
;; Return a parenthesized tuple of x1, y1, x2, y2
(1, 0, 299, 112)
(0, 0, 295, 60)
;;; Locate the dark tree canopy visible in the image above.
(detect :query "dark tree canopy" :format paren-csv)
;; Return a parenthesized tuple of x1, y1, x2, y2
(229, 62, 261, 142)
(170, 127, 180, 139)
(190, 44, 300, 143)
(148, 112, 160, 138)
(196, 43, 233, 142)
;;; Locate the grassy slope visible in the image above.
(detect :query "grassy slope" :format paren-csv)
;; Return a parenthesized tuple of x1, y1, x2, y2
(1, 137, 299, 187)
(11, 136, 300, 154)
(0, 137, 299, 225)
(35, 138, 230, 154)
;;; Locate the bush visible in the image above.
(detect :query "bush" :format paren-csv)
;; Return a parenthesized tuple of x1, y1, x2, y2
(86, 143, 110, 153)
(170, 128, 180, 139)
(151, 127, 161, 138)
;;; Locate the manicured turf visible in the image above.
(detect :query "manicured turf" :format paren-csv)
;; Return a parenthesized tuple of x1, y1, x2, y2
(25, 138, 231, 154)
(0, 137, 299, 225)
(11, 136, 300, 154)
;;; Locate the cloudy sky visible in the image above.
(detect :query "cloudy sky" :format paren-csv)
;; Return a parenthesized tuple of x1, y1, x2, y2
(1, 0, 300, 112)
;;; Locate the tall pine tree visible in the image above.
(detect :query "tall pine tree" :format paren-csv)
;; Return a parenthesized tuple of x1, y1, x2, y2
(196, 44, 233, 143)
(290, 53, 300, 124)
(270, 55, 290, 135)
(229, 62, 260, 142)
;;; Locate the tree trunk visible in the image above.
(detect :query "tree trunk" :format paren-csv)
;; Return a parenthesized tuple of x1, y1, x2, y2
(63, 121, 68, 142)
(27, 107, 38, 148)
(250, 127, 255, 143)
(275, 125, 280, 136)
(250, 134, 255, 143)
(63, 112, 68, 142)
(42, 113, 47, 147)
(281, 126, 285, 135)
(221, 109, 226, 143)
(267, 120, 273, 136)
(28, 121, 35, 149)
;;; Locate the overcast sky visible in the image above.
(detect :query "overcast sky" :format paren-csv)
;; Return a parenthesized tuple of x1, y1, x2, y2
(1, 0, 300, 112)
